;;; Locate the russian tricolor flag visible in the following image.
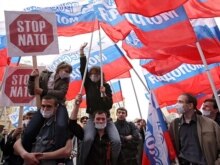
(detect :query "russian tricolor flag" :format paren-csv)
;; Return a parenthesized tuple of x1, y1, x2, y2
(47, 33, 132, 100)
(143, 63, 220, 107)
(24, 1, 132, 42)
(125, 6, 196, 49)
(142, 91, 176, 164)
(110, 80, 123, 103)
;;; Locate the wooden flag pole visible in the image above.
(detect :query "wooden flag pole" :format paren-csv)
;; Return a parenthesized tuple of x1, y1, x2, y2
(32, 56, 41, 108)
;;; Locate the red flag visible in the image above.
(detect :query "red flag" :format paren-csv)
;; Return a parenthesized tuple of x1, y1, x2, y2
(115, 0, 187, 17)
(184, 0, 220, 19)
(100, 21, 132, 43)
(0, 67, 5, 83)
(0, 48, 9, 67)
(141, 57, 183, 76)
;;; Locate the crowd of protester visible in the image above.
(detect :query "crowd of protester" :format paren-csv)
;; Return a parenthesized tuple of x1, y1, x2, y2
(0, 43, 220, 165)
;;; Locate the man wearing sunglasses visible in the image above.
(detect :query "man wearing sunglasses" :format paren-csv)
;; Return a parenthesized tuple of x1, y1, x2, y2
(14, 95, 74, 165)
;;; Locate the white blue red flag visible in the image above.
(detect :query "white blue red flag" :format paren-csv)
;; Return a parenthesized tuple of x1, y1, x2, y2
(47, 33, 132, 100)
(24, 0, 132, 42)
(142, 91, 176, 164)
(123, 18, 220, 75)
(0, 35, 20, 84)
(110, 80, 123, 103)
(143, 63, 220, 107)
(124, 6, 196, 49)
(0, 35, 8, 67)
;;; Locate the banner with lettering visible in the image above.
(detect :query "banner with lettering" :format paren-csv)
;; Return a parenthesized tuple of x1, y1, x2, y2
(47, 31, 132, 100)
(5, 11, 59, 57)
(0, 66, 44, 106)
(143, 63, 220, 107)
(124, 18, 220, 75)
(125, 6, 196, 49)
(0, 67, 36, 106)
(142, 91, 176, 164)
(24, 0, 132, 42)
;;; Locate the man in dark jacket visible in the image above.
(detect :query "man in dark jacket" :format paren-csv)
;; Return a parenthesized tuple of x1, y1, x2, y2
(169, 93, 220, 165)
(79, 43, 120, 165)
(85, 111, 111, 165)
(114, 107, 140, 165)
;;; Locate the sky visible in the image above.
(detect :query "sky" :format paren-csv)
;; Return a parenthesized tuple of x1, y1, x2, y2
(0, 0, 149, 120)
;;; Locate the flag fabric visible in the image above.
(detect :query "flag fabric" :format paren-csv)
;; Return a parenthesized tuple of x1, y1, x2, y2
(0, 67, 5, 83)
(140, 58, 183, 76)
(94, 1, 133, 42)
(124, 18, 220, 75)
(115, 0, 187, 17)
(0, 35, 20, 84)
(115, 71, 131, 79)
(0, 35, 9, 67)
(124, 6, 196, 49)
(110, 80, 123, 103)
(24, 4, 99, 36)
(142, 91, 176, 164)
(143, 63, 220, 107)
(24, 1, 132, 42)
(47, 32, 132, 100)
(0, 48, 9, 67)
(9, 106, 37, 128)
(184, 0, 220, 19)
(0, 35, 7, 49)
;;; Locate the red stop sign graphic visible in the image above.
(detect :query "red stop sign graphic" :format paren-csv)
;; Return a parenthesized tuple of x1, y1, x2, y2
(5, 69, 34, 103)
(9, 14, 54, 53)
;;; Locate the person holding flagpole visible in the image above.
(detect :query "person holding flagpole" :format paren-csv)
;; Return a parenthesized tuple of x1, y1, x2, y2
(78, 42, 121, 165)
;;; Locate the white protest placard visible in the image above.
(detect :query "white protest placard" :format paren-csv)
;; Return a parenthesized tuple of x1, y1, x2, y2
(5, 11, 59, 57)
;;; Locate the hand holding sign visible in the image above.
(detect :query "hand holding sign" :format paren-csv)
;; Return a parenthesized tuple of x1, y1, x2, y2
(30, 69, 39, 77)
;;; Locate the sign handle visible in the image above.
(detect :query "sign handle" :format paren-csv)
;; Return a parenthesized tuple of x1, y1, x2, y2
(32, 56, 41, 108)
(18, 106, 23, 128)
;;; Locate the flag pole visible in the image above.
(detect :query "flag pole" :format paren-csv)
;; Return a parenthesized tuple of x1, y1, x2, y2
(32, 56, 41, 108)
(98, 22, 105, 98)
(79, 22, 95, 94)
(120, 48, 150, 93)
(196, 41, 220, 111)
(130, 70, 143, 119)
(18, 106, 24, 128)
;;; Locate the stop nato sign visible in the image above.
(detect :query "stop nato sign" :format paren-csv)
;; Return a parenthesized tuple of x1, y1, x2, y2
(9, 14, 54, 53)
(5, 69, 34, 103)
